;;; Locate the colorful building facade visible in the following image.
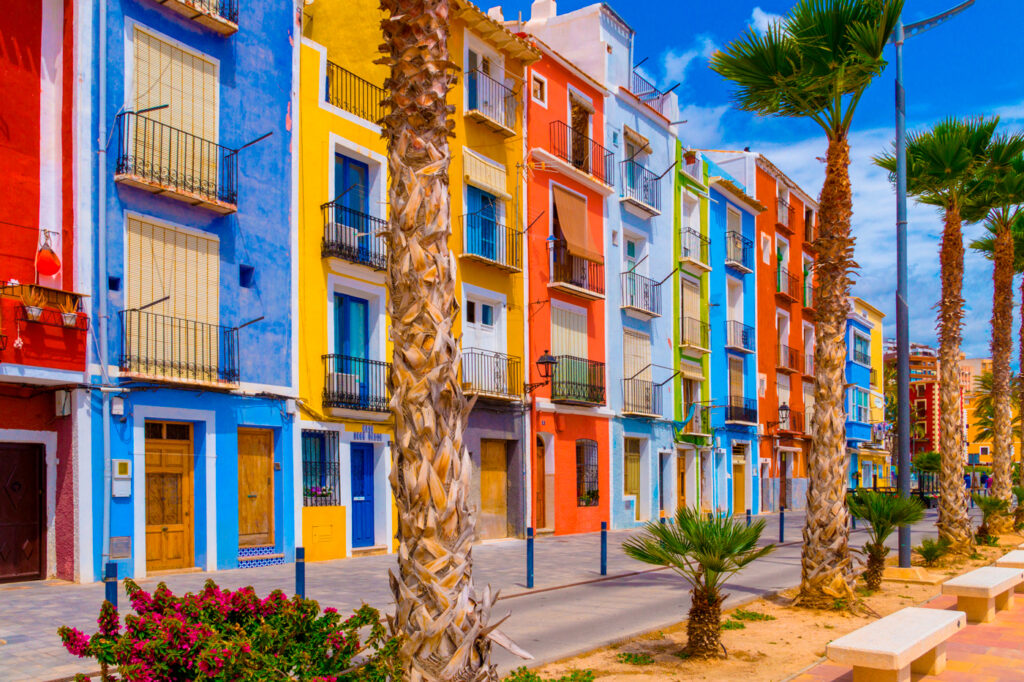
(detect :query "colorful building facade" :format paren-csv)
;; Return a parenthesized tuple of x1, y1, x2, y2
(848, 297, 889, 487)
(845, 301, 874, 487)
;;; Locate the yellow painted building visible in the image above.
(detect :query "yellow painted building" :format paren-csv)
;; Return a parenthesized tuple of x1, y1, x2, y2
(851, 297, 890, 484)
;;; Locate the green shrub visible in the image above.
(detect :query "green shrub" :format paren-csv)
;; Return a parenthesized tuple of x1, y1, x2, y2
(847, 491, 925, 590)
(915, 537, 951, 566)
(504, 668, 595, 682)
(973, 494, 1010, 541)
(730, 608, 776, 622)
(616, 652, 654, 665)
(721, 620, 745, 630)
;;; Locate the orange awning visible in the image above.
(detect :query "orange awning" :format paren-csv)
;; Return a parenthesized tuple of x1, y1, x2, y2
(553, 186, 600, 262)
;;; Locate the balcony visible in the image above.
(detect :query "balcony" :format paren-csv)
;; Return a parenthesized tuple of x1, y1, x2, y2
(804, 221, 818, 252)
(465, 69, 516, 135)
(549, 247, 604, 300)
(725, 320, 755, 353)
(544, 121, 615, 188)
(0, 284, 88, 372)
(622, 378, 662, 418)
(119, 309, 239, 387)
(804, 352, 815, 376)
(680, 316, 710, 354)
(853, 349, 871, 365)
(725, 396, 757, 424)
(322, 354, 390, 413)
(620, 161, 661, 216)
(114, 112, 237, 213)
(321, 203, 387, 270)
(682, 153, 703, 183)
(677, 405, 711, 437)
(628, 69, 670, 117)
(778, 345, 803, 374)
(620, 272, 662, 318)
(550, 356, 605, 406)
(680, 228, 711, 272)
(776, 198, 794, 231)
(326, 61, 387, 125)
(802, 278, 815, 311)
(779, 408, 804, 433)
(462, 349, 522, 402)
(148, 0, 237, 35)
(461, 214, 522, 272)
(724, 231, 753, 272)
(775, 266, 800, 302)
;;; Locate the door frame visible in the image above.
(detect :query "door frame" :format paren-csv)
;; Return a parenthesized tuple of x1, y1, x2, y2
(237, 427, 275, 548)
(144, 421, 195, 573)
(349, 441, 376, 548)
(0, 430, 57, 580)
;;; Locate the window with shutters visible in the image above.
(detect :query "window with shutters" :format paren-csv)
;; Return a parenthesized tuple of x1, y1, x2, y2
(551, 305, 587, 359)
(576, 439, 599, 506)
(623, 437, 641, 497)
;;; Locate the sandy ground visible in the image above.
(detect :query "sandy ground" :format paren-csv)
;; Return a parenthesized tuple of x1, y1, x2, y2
(528, 535, 1022, 682)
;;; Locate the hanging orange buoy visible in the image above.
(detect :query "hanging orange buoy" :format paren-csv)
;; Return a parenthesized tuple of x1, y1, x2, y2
(36, 232, 61, 277)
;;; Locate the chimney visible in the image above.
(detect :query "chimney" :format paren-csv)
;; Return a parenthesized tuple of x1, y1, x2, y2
(530, 0, 557, 21)
(487, 6, 504, 21)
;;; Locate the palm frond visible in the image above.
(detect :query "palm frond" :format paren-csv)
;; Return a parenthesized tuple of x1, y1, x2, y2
(847, 490, 925, 547)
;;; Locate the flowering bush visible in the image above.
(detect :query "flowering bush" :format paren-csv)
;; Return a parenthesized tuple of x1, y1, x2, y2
(58, 579, 402, 681)
(305, 486, 335, 499)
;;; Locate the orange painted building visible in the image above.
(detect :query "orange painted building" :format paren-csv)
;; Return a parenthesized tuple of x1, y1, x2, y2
(521, 36, 614, 535)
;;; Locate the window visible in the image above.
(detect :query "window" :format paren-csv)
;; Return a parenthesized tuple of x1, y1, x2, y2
(302, 431, 342, 506)
(464, 300, 493, 327)
(334, 293, 369, 359)
(623, 438, 641, 497)
(551, 305, 587, 357)
(531, 73, 547, 106)
(851, 388, 870, 423)
(576, 439, 599, 506)
(466, 300, 476, 324)
(761, 234, 772, 264)
(980, 446, 990, 456)
(852, 333, 870, 365)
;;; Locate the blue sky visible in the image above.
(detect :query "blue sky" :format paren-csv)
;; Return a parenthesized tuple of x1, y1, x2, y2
(497, 0, 1024, 357)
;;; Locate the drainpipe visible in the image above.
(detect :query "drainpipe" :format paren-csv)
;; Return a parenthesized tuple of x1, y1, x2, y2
(519, 59, 533, 537)
(96, 0, 112, 568)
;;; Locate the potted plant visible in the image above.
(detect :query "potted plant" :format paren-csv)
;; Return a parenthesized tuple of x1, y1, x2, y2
(21, 285, 44, 322)
(57, 294, 79, 328)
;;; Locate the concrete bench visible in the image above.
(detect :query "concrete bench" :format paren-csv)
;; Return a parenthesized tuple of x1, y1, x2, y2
(941, 566, 1024, 623)
(995, 550, 1024, 592)
(826, 607, 965, 682)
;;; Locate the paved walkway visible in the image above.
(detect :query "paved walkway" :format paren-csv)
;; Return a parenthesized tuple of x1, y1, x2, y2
(0, 510, 955, 681)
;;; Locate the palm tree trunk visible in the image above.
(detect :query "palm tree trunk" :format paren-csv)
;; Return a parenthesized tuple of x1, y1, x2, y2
(799, 134, 855, 607)
(990, 224, 1014, 533)
(378, 3, 509, 678)
(936, 202, 974, 553)
(685, 587, 723, 658)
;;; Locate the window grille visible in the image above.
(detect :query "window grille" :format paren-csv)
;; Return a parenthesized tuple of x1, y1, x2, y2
(576, 439, 599, 507)
(302, 430, 342, 506)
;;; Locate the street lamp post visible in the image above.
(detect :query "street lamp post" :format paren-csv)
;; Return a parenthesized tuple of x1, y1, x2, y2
(891, 1, 974, 568)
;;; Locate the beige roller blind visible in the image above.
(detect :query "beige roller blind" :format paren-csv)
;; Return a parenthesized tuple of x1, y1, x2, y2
(551, 306, 587, 358)
(727, 207, 741, 233)
(679, 360, 703, 382)
(553, 186, 600, 262)
(729, 357, 744, 398)
(623, 330, 650, 381)
(682, 277, 700, 316)
(464, 150, 510, 199)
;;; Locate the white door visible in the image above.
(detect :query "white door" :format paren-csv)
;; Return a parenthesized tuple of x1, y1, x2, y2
(463, 298, 503, 392)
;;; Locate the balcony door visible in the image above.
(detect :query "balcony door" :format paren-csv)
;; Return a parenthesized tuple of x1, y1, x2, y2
(729, 357, 744, 403)
(552, 305, 589, 397)
(624, 330, 651, 412)
(466, 186, 498, 261)
(333, 293, 370, 406)
(330, 154, 370, 258)
(463, 298, 505, 394)
(350, 443, 375, 548)
(569, 93, 592, 173)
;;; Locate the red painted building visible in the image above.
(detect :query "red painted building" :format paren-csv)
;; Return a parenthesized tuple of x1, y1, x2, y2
(521, 37, 613, 535)
(0, 0, 87, 583)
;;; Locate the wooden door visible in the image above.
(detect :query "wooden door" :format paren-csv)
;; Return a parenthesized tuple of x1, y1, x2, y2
(479, 440, 508, 539)
(237, 428, 274, 547)
(534, 439, 546, 530)
(350, 443, 375, 548)
(733, 460, 746, 515)
(676, 452, 687, 512)
(0, 444, 45, 583)
(146, 426, 193, 572)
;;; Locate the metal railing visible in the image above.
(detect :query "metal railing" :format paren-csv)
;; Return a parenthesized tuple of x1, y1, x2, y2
(321, 203, 388, 269)
(462, 213, 522, 270)
(622, 378, 662, 416)
(681, 228, 710, 266)
(680, 316, 710, 349)
(776, 266, 800, 299)
(780, 408, 804, 433)
(322, 354, 390, 412)
(776, 197, 792, 227)
(302, 430, 342, 507)
(853, 349, 871, 365)
(466, 69, 516, 130)
(114, 111, 237, 206)
(629, 69, 669, 115)
(680, 405, 711, 435)
(551, 356, 605, 405)
(621, 161, 661, 212)
(462, 348, 522, 400)
(803, 278, 814, 308)
(682, 155, 702, 182)
(725, 231, 753, 270)
(804, 220, 817, 246)
(551, 247, 604, 296)
(326, 61, 387, 124)
(726, 396, 757, 423)
(620, 272, 662, 315)
(778, 345, 803, 373)
(176, 0, 238, 23)
(548, 121, 614, 186)
(726, 320, 755, 351)
(119, 309, 239, 384)
(805, 351, 815, 376)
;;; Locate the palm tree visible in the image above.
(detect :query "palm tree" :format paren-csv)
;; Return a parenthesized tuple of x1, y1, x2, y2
(623, 508, 775, 658)
(378, 3, 522, 678)
(973, 494, 1010, 542)
(846, 491, 925, 590)
(712, 0, 903, 607)
(875, 117, 1000, 554)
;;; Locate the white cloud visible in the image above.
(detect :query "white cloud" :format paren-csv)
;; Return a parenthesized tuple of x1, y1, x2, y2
(676, 104, 730, 147)
(750, 7, 785, 35)
(660, 36, 717, 88)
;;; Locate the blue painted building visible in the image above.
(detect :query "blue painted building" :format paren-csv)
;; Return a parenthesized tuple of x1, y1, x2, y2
(845, 301, 875, 488)
(705, 162, 763, 516)
(88, 1, 297, 580)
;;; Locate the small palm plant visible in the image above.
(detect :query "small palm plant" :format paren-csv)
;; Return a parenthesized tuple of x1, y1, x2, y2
(623, 507, 774, 659)
(915, 537, 951, 567)
(974, 494, 1011, 542)
(1013, 486, 1024, 530)
(847, 491, 926, 590)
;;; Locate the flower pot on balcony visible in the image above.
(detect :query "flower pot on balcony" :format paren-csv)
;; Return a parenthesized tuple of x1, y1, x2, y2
(23, 305, 43, 322)
(61, 312, 79, 328)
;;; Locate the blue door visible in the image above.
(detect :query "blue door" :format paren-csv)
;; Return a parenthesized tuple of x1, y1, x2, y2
(466, 185, 498, 261)
(334, 294, 370, 406)
(333, 154, 370, 258)
(350, 443, 375, 548)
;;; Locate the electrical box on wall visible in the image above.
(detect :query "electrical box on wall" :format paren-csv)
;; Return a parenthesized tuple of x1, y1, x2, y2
(55, 389, 71, 417)
(112, 459, 132, 497)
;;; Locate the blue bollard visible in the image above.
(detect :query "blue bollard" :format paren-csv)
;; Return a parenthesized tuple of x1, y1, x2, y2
(779, 507, 785, 543)
(296, 547, 306, 599)
(104, 562, 117, 608)
(852, 515, 857, 530)
(600, 521, 608, 576)
(746, 509, 751, 528)
(527, 527, 534, 589)
(660, 515, 666, 525)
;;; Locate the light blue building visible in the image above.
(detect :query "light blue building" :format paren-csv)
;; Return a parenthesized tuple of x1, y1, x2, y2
(705, 162, 763, 516)
(845, 302, 875, 488)
(88, 0, 297, 580)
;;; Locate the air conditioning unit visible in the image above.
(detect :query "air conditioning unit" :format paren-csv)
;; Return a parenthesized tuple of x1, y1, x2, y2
(328, 372, 360, 397)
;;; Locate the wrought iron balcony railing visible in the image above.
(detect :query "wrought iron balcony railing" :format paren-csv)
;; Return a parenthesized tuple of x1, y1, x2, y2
(853, 349, 871, 365)
(804, 220, 818, 247)
(680, 316, 710, 350)
(114, 112, 237, 210)
(547, 121, 614, 186)
(725, 230, 753, 271)
(779, 408, 804, 433)
(551, 355, 605, 405)
(550, 247, 604, 297)
(805, 352, 815, 376)
(726, 320, 755, 352)
(462, 213, 522, 271)
(326, 60, 387, 124)
(462, 348, 522, 401)
(776, 197, 792, 228)
(681, 228, 710, 267)
(466, 69, 516, 132)
(622, 378, 662, 417)
(322, 354, 390, 412)
(119, 309, 239, 385)
(151, 0, 238, 32)
(778, 345, 803, 374)
(321, 203, 388, 269)
(776, 266, 800, 300)
(803, 278, 814, 308)
(620, 271, 662, 316)
(620, 160, 661, 213)
(726, 396, 757, 424)
(680, 404, 711, 436)
(629, 69, 670, 115)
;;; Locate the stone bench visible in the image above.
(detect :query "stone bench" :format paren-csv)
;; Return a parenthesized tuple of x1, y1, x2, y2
(941, 566, 1024, 623)
(995, 550, 1024, 592)
(826, 607, 965, 682)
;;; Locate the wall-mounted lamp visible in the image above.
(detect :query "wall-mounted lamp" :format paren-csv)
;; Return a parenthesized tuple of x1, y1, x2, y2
(525, 349, 558, 394)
